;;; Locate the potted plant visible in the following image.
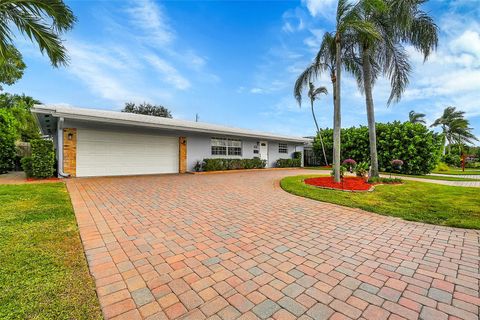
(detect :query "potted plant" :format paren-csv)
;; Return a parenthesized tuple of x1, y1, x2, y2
(390, 159, 403, 177)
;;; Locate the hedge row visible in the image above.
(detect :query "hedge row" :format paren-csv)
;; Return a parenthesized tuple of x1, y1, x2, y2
(313, 121, 443, 174)
(21, 139, 55, 178)
(275, 158, 301, 167)
(0, 109, 17, 173)
(197, 158, 266, 171)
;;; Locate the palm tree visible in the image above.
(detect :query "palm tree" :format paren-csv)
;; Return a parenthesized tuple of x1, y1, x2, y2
(294, 81, 329, 165)
(345, 0, 438, 178)
(294, 0, 379, 182)
(431, 106, 478, 154)
(0, 0, 76, 67)
(408, 110, 426, 124)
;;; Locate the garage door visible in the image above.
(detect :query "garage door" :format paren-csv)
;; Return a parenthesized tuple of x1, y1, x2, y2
(76, 128, 179, 177)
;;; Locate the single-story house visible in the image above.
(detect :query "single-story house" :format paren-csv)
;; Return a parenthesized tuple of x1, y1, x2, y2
(32, 105, 309, 177)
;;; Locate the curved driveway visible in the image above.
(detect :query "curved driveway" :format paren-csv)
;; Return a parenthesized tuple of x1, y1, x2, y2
(67, 169, 479, 320)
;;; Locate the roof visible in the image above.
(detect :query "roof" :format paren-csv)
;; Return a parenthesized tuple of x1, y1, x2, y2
(32, 105, 310, 143)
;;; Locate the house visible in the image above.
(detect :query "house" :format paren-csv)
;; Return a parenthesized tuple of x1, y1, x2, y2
(32, 105, 309, 177)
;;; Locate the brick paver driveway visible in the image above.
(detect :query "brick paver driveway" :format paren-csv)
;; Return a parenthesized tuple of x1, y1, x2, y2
(67, 170, 480, 320)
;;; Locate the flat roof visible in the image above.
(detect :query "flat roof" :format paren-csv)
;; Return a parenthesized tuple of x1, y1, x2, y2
(32, 105, 310, 143)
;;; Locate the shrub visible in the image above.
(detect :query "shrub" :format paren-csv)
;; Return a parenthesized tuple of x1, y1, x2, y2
(368, 177, 403, 184)
(313, 121, 443, 175)
(441, 153, 461, 167)
(355, 161, 369, 177)
(292, 151, 302, 160)
(201, 158, 266, 171)
(275, 158, 301, 168)
(20, 156, 33, 177)
(31, 139, 55, 178)
(330, 165, 346, 178)
(435, 162, 449, 172)
(0, 109, 18, 173)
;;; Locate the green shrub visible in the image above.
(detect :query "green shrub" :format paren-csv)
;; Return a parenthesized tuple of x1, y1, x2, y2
(313, 122, 443, 175)
(31, 139, 55, 178)
(20, 156, 33, 177)
(368, 177, 403, 184)
(435, 162, 449, 172)
(441, 153, 461, 167)
(330, 165, 346, 178)
(0, 109, 18, 173)
(292, 151, 302, 160)
(201, 158, 266, 171)
(355, 161, 369, 177)
(275, 158, 301, 168)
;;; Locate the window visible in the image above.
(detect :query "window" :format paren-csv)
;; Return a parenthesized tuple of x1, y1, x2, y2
(211, 138, 242, 156)
(279, 143, 288, 154)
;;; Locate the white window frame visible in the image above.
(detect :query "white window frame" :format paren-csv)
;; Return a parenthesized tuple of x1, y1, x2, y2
(211, 137, 242, 156)
(278, 143, 288, 154)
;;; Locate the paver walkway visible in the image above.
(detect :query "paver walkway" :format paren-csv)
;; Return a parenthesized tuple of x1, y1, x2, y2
(67, 170, 480, 320)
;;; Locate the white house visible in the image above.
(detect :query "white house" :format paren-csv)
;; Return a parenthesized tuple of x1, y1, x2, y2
(32, 105, 309, 177)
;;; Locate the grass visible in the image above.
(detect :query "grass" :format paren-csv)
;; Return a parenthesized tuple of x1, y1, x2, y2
(0, 183, 102, 320)
(381, 172, 479, 181)
(432, 168, 480, 175)
(281, 175, 480, 229)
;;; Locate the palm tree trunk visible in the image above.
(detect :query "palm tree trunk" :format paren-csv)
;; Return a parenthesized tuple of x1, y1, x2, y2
(333, 33, 342, 182)
(311, 99, 328, 166)
(361, 48, 379, 178)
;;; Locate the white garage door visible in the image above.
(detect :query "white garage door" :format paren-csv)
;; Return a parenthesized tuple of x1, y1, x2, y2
(76, 128, 179, 177)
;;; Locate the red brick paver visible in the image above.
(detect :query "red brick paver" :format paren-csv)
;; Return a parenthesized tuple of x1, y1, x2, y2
(67, 170, 480, 319)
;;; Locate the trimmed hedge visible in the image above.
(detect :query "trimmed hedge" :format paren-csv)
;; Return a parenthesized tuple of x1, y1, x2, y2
(20, 156, 33, 178)
(31, 139, 55, 178)
(0, 109, 17, 173)
(199, 158, 266, 171)
(313, 121, 443, 175)
(276, 158, 301, 168)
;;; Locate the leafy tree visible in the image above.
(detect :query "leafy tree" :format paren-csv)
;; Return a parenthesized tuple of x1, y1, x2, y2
(0, 93, 40, 141)
(343, 0, 438, 178)
(313, 121, 443, 175)
(0, 0, 76, 88)
(0, 46, 26, 89)
(431, 106, 478, 154)
(294, 82, 329, 165)
(294, 0, 379, 182)
(0, 109, 18, 173)
(408, 110, 426, 124)
(122, 102, 172, 118)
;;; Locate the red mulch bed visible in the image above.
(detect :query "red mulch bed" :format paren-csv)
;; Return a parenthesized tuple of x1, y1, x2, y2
(304, 176, 372, 191)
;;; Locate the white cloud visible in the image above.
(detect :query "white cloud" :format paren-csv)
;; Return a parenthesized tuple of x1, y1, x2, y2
(301, 0, 337, 18)
(145, 54, 191, 90)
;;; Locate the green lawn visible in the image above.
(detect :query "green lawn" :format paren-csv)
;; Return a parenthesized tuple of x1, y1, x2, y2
(382, 172, 479, 181)
(432, 168, 480, 175)
(281, 175, 480, 229)
(0, 183, 102, 320)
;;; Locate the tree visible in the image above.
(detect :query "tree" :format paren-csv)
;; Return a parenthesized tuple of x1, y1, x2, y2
(344, 0, 438, 178)
(408, 110, 426, 124)
(122, 102, 173, 118)
(0, 93, 40, 141)
(0, 0, 76, 87)
(0, 46, 26, 89)
(294, 0, 379, 182)
(294, 81, 329, 165)
(431, 106, 478, 154)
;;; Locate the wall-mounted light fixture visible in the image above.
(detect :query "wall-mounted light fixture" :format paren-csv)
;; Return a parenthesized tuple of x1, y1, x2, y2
(67, 133, 73, 141)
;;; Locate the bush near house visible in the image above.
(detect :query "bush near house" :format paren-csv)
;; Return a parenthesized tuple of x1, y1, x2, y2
(0, 109, 18, 173)
(313, 121, 443, 175)
(276, 158, 301, 168)
(20, 157, 33, 178)
(200, 158, 266, 171)
(30, 139, 55, 178)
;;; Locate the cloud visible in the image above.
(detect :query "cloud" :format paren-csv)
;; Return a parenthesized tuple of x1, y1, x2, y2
(145, 54, 190, 90)
(301, 0, 337, 18)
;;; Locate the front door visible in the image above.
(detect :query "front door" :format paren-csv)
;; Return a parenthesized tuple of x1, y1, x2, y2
(259, 141, 268, 163)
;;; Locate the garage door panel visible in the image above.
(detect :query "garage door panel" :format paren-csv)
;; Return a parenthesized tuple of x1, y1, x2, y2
(76, 128, 179, 177)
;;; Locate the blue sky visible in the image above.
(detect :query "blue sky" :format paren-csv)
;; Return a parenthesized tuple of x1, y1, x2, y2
(7, 0, 480, 143)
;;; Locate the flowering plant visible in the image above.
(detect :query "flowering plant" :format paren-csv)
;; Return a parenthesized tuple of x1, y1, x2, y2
(391, 159, 404, 168)
(342, 159, 357, 173)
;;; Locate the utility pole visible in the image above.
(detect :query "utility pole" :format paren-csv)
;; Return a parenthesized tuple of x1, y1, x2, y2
(195, 113, 199, 122)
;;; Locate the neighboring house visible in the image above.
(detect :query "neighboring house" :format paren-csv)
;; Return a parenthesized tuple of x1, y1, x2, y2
(32, 105, 309, 177)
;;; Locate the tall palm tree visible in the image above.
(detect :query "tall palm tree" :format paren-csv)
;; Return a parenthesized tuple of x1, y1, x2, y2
(431, 106, 478, 154)
(0, 0, 76, 67)
(294, 0, 379, 182)
(408, 110, 426, 124)
(345, 0, 438, 178)
(294, 81, 329, 165)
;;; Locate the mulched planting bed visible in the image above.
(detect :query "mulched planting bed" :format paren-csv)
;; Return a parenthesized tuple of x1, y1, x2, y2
(304, 176, 373, 191)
